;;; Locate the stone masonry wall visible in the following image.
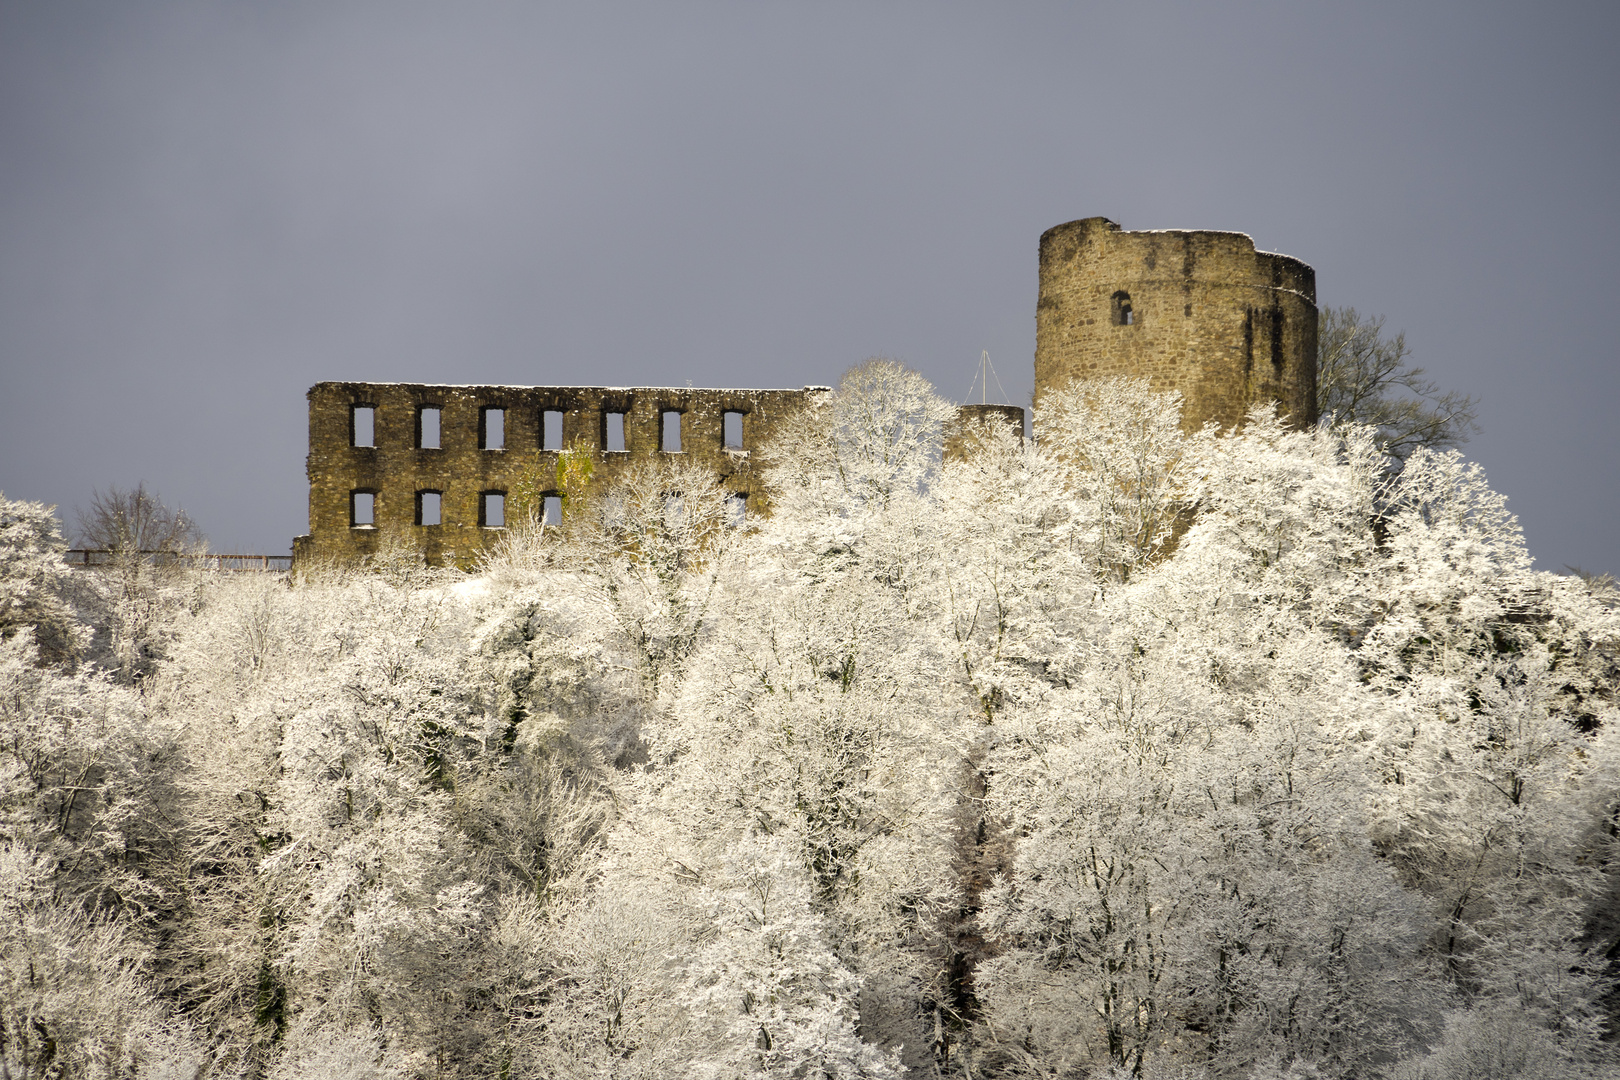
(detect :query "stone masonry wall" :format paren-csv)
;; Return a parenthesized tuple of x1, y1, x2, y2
(295, 382, 828, 567)
(944, 404, 1026, 460)
(1034, 217, 1317, 438)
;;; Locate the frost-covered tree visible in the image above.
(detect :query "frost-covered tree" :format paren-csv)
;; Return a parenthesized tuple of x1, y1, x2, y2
(0, 493, 85, 663)
(0, 843, 208, 1079)
(67, 485, 205, 686)
(562, 455, 742, 701)
(1036, 376, 1202, 585)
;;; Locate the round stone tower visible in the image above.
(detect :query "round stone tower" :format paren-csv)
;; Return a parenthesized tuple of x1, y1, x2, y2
(1034, 217, 1318, 435)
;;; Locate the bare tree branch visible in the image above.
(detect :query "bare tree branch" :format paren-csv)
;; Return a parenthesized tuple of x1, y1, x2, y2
(75, 482, 203, 556)
(1317, 306, 1480, 460)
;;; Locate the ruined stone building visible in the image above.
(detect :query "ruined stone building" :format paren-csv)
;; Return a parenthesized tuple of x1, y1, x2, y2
(294, 385, 826, 566)
(294, 218, 1315, 566)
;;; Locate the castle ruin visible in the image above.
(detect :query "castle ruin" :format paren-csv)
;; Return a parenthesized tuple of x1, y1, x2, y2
(294, 384, 826, 566)
(294, 218, 1315, 566)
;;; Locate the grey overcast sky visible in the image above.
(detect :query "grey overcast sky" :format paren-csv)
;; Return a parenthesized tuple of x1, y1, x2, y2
(1, 1, 1616, 570)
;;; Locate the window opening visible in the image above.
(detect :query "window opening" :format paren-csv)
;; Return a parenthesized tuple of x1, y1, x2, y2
(604, 411, 626, 452)
(661, 410, 683, 453)
(1112, 291, 1134, 326)
(542, 410, 564, 451)
(479, 491, 506, 528)
(480, 408, 505, 450)
(351, 405, 375, 447)
(723, 410, 745, 449)
(351, 490, 376, 528)
(663, 494, 684, 525)
(542, 494, 562, 527)
(727, 492, 748, 526)
(415, 491, 441, 526)
(416, 406, 441, 449)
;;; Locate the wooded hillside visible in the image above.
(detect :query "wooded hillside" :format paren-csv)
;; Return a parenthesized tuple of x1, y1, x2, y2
(3, 366, 1616, 1079)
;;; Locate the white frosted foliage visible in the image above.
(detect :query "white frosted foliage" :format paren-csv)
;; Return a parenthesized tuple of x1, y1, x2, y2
(0, 372, 1614, 1078)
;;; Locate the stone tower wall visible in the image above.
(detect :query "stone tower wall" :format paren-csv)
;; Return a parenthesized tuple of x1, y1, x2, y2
(296, 382, 825, 567)
(944, 404, 1026, 460)
(1034, 217, 1317, 436)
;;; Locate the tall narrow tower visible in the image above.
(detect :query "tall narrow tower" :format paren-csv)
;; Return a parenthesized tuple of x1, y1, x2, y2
(1034, 217, 1317, 435)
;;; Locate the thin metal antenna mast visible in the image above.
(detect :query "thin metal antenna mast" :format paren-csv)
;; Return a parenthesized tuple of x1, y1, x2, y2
(963, 350, 1012, 405)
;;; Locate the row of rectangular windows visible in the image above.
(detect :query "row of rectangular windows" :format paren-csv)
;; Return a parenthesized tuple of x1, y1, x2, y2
(348, 489, 543, 529)
(349, 489, 747, 529)
(349, 405, 747, 453)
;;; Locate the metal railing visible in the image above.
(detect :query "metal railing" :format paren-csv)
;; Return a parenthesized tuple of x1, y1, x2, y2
(64, 550, 293, 572)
